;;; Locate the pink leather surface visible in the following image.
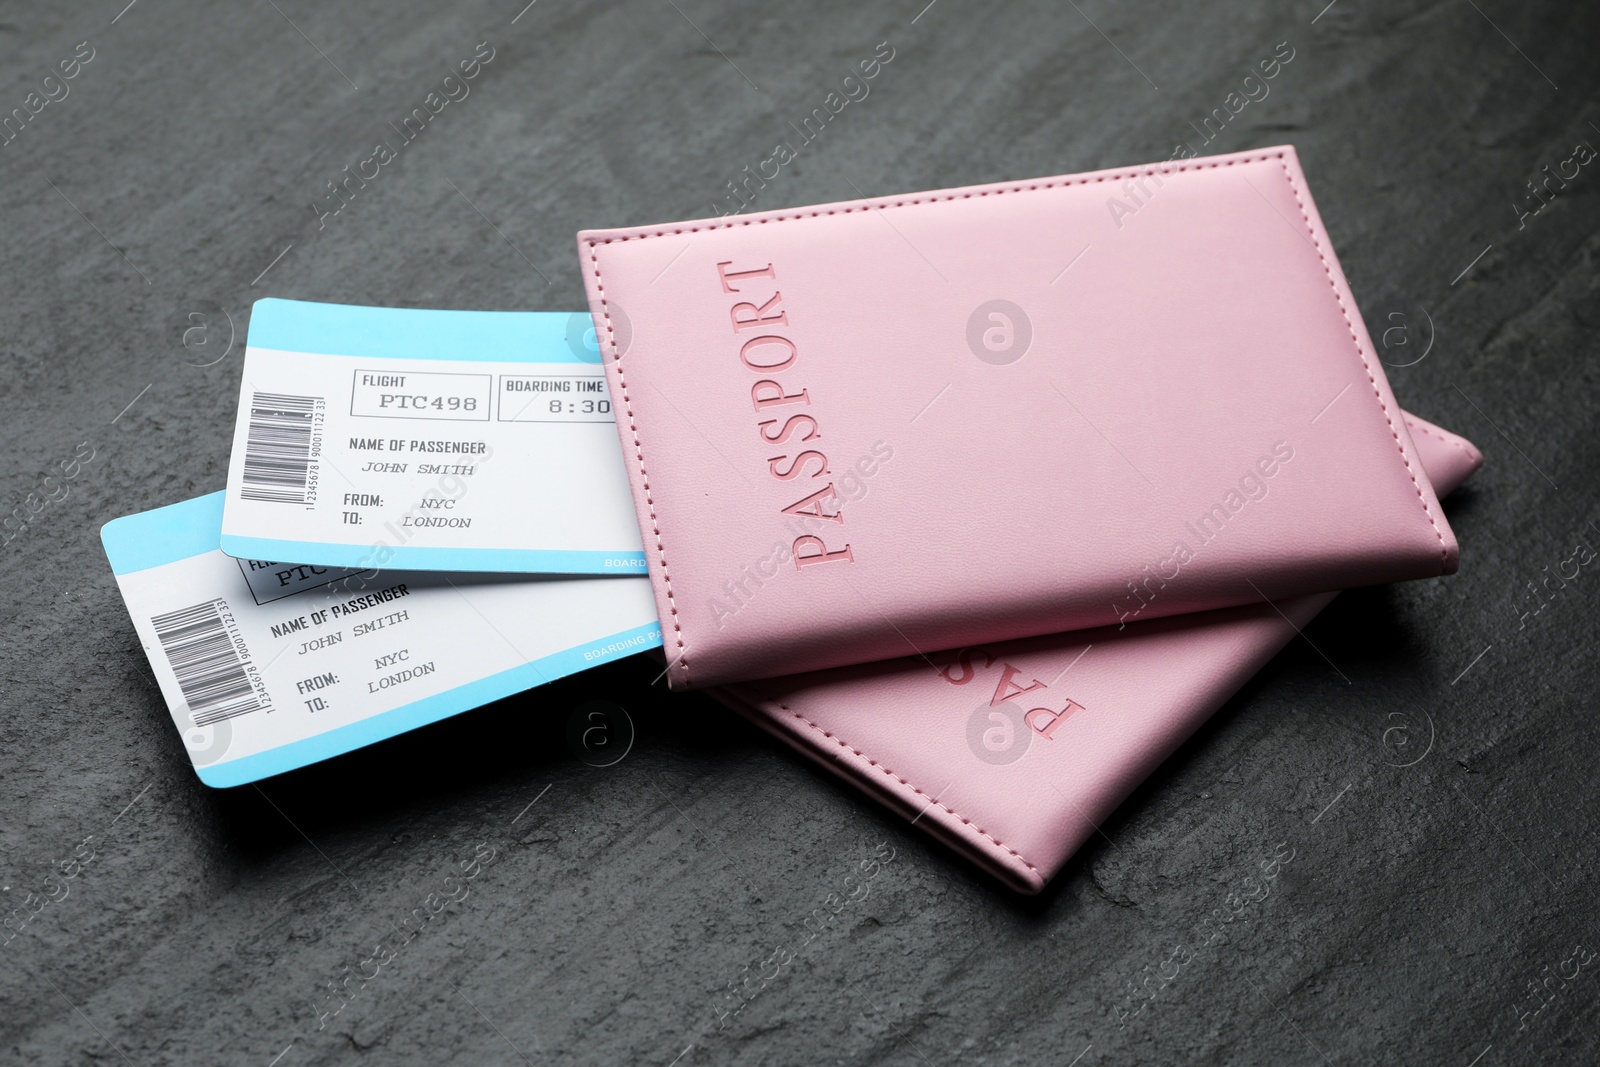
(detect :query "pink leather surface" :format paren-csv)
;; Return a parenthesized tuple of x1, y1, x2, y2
(580, 146, 1457, 689)
(711, 413, 1482, 894)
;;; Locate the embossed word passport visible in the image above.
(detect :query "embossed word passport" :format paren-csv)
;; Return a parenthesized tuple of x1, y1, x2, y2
(579, 145, 1458, 689)
(105, 493, 660, 786)
(712, 412, 1482, 893)
(221, 298, 646, 574)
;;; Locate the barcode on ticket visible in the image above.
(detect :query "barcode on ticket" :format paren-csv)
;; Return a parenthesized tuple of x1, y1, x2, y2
(151, 599, 265, 725)
(240, 391, 319, 503)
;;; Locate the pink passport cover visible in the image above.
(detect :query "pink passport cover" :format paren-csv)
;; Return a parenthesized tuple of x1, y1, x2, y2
(580, 146, 1457, 689)
(710, 412, 1482, 893)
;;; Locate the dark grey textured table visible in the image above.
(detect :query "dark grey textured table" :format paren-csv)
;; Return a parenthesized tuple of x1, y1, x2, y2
(2, 1, 1596, 1064)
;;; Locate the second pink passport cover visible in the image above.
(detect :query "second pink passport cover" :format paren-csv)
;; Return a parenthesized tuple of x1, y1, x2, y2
(711, 412, 1481, 893)
(580, 146, 1457, 689)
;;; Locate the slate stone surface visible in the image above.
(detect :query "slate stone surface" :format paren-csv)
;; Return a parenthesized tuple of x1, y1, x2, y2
(1, 1, 1595, 1064)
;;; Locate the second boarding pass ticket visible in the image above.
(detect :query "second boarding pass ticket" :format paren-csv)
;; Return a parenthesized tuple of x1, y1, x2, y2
(220, 298, 647, 574)
(104, 492, 662, 786)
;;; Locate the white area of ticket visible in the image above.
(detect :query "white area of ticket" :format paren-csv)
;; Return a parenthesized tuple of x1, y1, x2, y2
(220, 298, 646, 574)
(104, 492, 661, 786)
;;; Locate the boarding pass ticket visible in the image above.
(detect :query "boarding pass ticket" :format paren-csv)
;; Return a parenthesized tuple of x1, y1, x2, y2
(103, 492, 661, 786)
(220, 298, 647, 574)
